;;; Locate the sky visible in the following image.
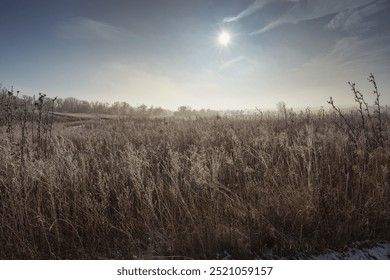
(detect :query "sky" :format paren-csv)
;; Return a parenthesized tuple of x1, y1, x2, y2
(1, 0, 390, 110)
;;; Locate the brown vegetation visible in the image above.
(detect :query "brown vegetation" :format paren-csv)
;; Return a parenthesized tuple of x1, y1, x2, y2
(0, 75, 389, 259)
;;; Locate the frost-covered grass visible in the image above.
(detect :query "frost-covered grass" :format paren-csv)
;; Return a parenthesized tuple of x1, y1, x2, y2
(1, 75, 390, 259)
(0, 113, 389, 259)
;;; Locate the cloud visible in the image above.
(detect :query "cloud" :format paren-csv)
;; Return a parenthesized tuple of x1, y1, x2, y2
(223, 0, 297, 23)
(219, 56, 259, 70)
(220, 56, 244, 69)
(56, 17, 136, 43)
(249, 18, 293, 35)
(293, 32, 390, 81)
(228, 0, 382, 35)
(326, 1, 390, 32)
(223, 0, 274, 23)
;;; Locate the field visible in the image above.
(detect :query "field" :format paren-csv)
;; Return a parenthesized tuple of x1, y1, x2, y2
(1, 85, 390, 259)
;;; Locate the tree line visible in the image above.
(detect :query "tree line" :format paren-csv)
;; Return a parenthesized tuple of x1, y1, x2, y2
(1, 85, 239, 118)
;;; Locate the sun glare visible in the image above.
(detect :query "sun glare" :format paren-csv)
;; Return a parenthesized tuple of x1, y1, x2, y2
(218, 31, 231, 46)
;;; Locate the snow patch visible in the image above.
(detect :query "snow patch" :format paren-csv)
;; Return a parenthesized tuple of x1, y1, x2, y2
(308, 242, 390, 260)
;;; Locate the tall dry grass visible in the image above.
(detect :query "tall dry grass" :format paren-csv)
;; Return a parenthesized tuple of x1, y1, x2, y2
(0, 77, 389, 259)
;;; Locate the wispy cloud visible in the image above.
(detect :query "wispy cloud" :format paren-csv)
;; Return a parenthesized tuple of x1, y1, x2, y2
(223, 0, 296, 23)
(219, 56, 258, 70)
(56, 17, 136, 43)
(227, 0, 382, 35)
(219, 56, 245, 69)
(326, 1, 390, 33)
(249, 18, 292, 35)
(294, 32, 390, 81)
(223, 0, 274, 23)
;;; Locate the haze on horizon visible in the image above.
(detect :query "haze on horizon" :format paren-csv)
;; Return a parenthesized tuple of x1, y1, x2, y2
(1, 0, 390, 111)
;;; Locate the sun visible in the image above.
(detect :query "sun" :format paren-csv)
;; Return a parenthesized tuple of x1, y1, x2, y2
(218, 31, 231, 46)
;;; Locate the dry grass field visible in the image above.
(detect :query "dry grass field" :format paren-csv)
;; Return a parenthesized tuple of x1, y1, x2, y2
(1, 78, 389, 259)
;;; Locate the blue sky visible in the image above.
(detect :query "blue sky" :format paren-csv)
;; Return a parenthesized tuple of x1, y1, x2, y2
(1, 0, 390, 110)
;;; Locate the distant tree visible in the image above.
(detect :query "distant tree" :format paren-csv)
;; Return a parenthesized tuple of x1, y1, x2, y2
(276, 101, 288, 127)
(120, 102, 131, 115)
(137, 104, 147, 117)
(175, 105, 192, 118)
(55, 98, 64, 112)
(151, 107, 165, 117)
(112, 101, 121, 115)
(80, 100, 91, 113)
(63, 97, 79, 113)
